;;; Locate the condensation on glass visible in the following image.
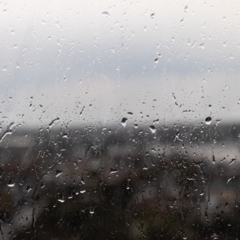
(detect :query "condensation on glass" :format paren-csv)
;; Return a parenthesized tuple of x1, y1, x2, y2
(0, 0, 240, 239)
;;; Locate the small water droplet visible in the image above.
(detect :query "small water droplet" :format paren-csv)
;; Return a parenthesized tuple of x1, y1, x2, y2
(81, 175, 85, 185)
(121, 118, 127, 127)
(80, 190, 86, 194)
(89, 206, 95, 214)
(55, 170, 63, 177)
(110, 168, 118, 174)
(58, 199, 65, 203)
(229, 159, 236, 165)
(212, 155, 216, 164)
(199, 43, 205, 49)
(150, 13, 155, 18)
(184, 5, 188, 12)
(205, 116, 212, 125)
(62, 133, 68, 139)
(7, 180, 15, 187)
(227, 177, 234, 184)
(16, 62, 21, 69)
(151, 148, 156, 153)
(102, 11, 110, 17)
(26, 186, 32, 193)
(149, 125, 156, 133)
(143, 165, 148, 170)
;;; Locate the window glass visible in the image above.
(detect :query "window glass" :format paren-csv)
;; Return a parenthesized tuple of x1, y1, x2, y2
(1, 1, 240, 239)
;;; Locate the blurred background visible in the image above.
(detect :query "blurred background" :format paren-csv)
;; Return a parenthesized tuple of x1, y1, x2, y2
(0, 0, 240, 239)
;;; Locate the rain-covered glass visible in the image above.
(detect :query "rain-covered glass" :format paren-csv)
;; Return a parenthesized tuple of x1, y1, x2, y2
(1, 0, 240, 239)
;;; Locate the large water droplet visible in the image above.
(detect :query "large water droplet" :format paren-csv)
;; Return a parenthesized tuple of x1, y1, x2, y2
(121, 118, 127, 127)
(205, 116, 212, 125)
(149, 125, 156, 133)
(7, 180, 15, 187)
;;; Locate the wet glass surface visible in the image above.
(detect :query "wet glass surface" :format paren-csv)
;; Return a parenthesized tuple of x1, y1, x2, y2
(1, 1, 240, 239)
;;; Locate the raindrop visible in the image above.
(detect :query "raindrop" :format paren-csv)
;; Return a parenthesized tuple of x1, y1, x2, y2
(121, 118, 127, 127)
(102, 11, 110, 17)
(58, 199, 65, 203)
(110, 168, 118, 174)
(16, 63, 21, 69)
(184, 5, 188, 12)
(149, 125, 156, 133)
(55, 170, 63, 177)
(62, 133, 68, 139)
(229, 159, 236, 165)
(49, 117, 60, 128)
(199, 43, 205, 49)
(212, 155, 216, 164)
(205, 116, 212, 125)
(143, 165, 148, 170)
(26, 186, 32, 193)
(81, 175, 85, 185)
(7, 180, 15, 187)
(174, 132, 182, 141)
(227, 177, 234, 184)
(150, 13, 155, 18)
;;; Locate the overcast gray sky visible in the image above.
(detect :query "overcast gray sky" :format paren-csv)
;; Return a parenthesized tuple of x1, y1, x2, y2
(0, 0, 240, 128)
